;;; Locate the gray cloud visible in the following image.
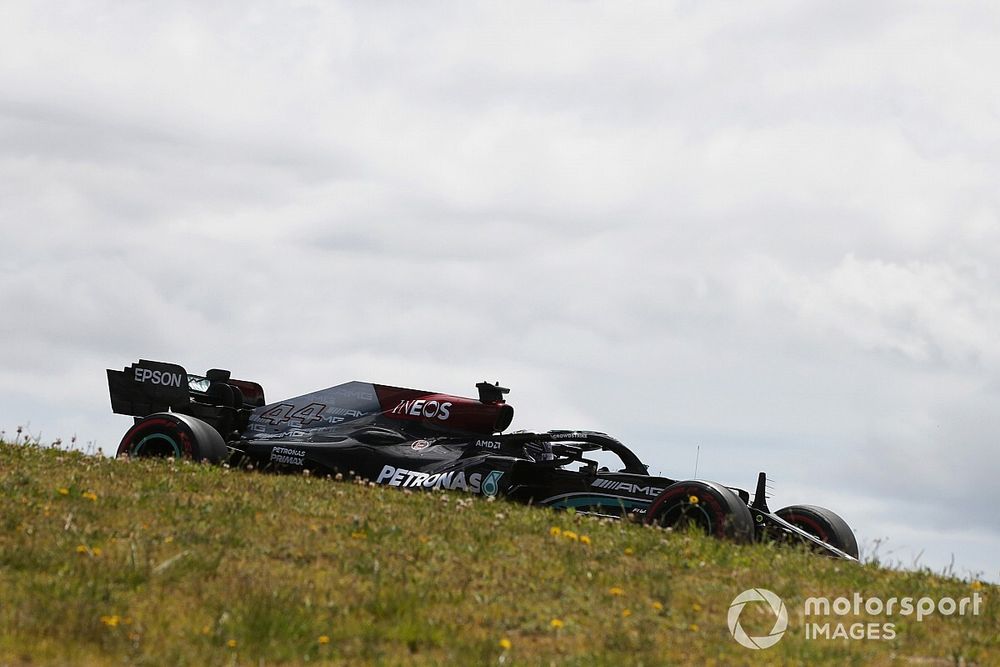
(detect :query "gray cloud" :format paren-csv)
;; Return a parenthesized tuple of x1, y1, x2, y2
(3, 1, 999, 580)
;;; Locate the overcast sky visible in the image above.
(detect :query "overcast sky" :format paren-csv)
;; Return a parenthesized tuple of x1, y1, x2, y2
(2, 1, 999, 581)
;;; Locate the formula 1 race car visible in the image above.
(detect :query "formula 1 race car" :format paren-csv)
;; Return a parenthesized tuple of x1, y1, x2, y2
(107, 359, 859, 560)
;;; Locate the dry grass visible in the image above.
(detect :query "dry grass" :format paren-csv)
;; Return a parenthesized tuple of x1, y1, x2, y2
(0, 439, 995, 665)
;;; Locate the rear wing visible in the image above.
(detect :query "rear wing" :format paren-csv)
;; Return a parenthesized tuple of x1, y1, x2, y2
(107, 359, 266, 419)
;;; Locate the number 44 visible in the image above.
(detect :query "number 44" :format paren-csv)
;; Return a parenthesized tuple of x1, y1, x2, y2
(257, 402, 327, 426)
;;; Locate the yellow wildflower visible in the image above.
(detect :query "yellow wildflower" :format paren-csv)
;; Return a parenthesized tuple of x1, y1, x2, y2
(318, 635, 330, 644)
(652, 601, 664, 611)
(624, 547, 634, 556)
(499, 637, 512, 650)
(608, 586, 625, 596)
(350, 531, 367, 540)
(971, 581, 984, 591)
(692, 602, 702, 612)
(689, 623, 699, 632)
(563, 530, 578, 541)
(550, 618, 564, 630)
(549, 526, 562, 537)
(57, 487, 69, 496)
(201, 625, 211, 636)
(579, 535, 591, 545)
(75, 545, 88, 555)
(82, 491, 97, 502)
(100, 615, 120, 627)
(622, 609, 632, 618)
(91, 547, 102, 557)
(227, 639, 237, 649)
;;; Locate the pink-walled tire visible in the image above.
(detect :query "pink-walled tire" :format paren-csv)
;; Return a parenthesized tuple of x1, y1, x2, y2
(776, 504, 859, 559)
(116, 412, 227, 463)
(646, 480, 754, 542)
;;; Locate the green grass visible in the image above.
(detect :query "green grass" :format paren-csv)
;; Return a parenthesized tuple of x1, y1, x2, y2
(0, 439, 995, 665)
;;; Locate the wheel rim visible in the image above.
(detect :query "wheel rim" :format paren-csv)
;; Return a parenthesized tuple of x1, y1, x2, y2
(656, 496, 715, 534)
(782, 513, 829, 542)
(132, 433, 181, 458)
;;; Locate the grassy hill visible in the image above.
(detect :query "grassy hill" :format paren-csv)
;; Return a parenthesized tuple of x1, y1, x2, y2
(0, 439, 995, 665)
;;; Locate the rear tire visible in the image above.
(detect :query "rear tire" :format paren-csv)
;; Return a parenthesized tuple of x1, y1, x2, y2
(116, 412, 228, 463)
(775, 504, 859, 558)
(645, 480, 754, 542)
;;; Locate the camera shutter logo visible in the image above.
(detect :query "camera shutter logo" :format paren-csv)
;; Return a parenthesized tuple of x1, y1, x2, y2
(728, 589, 788, 649)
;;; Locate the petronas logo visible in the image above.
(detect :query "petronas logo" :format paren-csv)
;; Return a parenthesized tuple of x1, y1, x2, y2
(482, 470, 504, 497)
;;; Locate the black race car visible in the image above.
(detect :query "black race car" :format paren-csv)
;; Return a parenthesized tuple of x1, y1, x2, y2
(107, 359, 859, 560)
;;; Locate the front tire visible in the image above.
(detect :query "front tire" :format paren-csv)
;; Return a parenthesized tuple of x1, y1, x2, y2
(116, 412, 228, 463)
(645, 480, 754, 542)
(775, 504, 859, 558)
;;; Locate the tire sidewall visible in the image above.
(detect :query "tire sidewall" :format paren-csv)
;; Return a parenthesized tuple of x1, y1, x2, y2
(776, 504, 859, 559)
(646, 480, 754, 542)
(117, 414, 194, 459)
(117, 413, 226, 463)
